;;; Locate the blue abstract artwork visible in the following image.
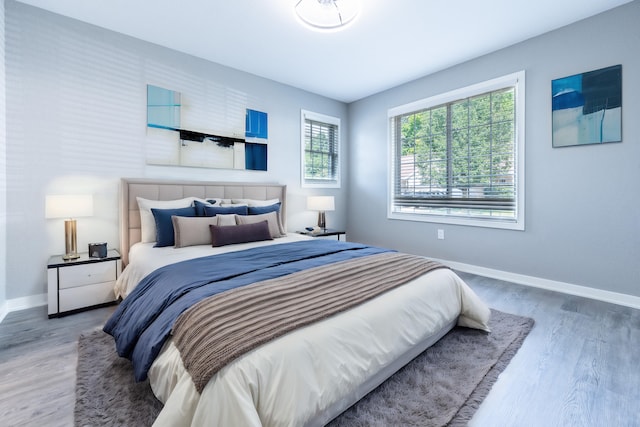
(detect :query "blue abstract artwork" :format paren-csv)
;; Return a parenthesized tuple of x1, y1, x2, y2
(552, 65, 622, 147)
(146, 85, 268, 171)
(245, 109, 268, 139)
(245, 142, 267, 171)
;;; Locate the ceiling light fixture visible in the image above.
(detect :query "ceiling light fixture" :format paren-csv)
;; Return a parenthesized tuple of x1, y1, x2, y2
(295, 0, 360, 31)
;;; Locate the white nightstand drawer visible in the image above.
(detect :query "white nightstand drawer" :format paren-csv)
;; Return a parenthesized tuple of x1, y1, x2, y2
(48, 249, 121, 317)
(59, 261, 117, 289)
(59, 281, 116, 312)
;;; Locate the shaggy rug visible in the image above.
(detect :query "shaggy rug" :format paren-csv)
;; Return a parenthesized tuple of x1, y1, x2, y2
(75, 309, 533, 426)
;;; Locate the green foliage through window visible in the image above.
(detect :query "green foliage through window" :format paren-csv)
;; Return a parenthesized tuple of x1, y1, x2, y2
(390, 73, 523, 225)
(302, 110, 340, 187)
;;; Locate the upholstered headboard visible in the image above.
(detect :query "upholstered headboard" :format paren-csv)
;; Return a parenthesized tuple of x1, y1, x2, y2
(120, 178, 287, 266)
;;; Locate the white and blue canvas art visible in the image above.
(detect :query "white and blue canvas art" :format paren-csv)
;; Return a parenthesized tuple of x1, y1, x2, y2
(146, 85, 268, 170)
(552, 65, 622, 147)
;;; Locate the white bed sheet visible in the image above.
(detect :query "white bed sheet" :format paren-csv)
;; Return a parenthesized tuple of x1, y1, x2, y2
(117, 237, 491, 426)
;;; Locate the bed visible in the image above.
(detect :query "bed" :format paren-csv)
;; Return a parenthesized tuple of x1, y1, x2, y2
(105, 178, 491, 427)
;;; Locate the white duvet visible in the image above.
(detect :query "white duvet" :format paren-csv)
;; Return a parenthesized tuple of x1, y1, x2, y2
(115, 236, 491, 427)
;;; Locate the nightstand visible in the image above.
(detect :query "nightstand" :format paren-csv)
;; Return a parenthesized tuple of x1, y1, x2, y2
(47, 249, 121, 318)
(298, 229, 347, 241)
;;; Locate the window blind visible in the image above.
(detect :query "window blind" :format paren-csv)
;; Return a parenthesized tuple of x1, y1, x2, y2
(390, 79, 521, 223)
(301, 110, 340, 187)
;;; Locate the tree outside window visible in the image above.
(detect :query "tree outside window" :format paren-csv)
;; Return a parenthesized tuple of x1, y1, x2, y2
(389, 71, 525, 229)
(301, 110, 340, 188)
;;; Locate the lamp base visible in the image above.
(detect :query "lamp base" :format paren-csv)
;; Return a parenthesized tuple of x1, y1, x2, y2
(63, 219, 79, 261)
(317, 211, 326, 230)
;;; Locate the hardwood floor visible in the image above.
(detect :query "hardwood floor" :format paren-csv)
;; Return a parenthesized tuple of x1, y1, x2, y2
(460, 272, 640, 427)
(0, 274, 638, 426)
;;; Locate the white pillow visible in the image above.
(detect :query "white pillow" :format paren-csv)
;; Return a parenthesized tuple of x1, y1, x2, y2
(232, 198, 280, 207)
(235, 211, 284, 238)
(136, 197, 194, 243)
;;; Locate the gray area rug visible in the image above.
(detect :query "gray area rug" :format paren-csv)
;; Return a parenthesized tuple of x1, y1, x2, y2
(75, 309, 533, 426)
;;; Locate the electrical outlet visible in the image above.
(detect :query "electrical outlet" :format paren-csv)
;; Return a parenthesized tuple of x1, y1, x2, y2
(437, 229, 445, 240)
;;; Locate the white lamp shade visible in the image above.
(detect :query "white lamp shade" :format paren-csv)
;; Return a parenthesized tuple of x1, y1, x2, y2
(45, 195, 94, 219)
(307, 196, 335, 212)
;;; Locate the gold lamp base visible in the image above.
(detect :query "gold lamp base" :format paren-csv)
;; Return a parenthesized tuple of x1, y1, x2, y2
(63, 219, 80, 260)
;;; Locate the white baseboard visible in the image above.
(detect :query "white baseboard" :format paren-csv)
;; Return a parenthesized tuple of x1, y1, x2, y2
(0, 293, 47, 323)
(439, 259, 640, 310)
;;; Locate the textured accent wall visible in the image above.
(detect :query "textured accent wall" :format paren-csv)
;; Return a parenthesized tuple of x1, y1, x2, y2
(4, 1, 348, 301)
(0, 0, 7, 314)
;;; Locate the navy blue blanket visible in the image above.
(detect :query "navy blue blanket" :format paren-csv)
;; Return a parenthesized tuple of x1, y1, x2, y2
(103, 240, 391, 381)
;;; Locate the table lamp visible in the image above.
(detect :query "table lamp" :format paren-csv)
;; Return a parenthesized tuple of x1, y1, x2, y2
(307, 196, 335, 230)
(45, 195, 94, 260)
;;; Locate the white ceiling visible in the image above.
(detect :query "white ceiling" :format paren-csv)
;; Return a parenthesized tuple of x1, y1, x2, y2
(15, 0, 633, 103)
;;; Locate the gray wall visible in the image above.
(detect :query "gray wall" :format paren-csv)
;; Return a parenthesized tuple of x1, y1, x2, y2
(347, 1, 640, 297)
(4, 1, 348, 301)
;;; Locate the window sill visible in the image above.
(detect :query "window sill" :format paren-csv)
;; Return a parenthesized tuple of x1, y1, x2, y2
(387, 211, 524, 231)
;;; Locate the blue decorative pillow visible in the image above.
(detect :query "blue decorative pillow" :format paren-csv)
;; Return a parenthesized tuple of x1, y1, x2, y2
(247, 202, 281, 215)
(202, 204, 249, 217)
(193, 200, 217, 216)
(209, 221, 272, 247)
(151, 206, 197, 247)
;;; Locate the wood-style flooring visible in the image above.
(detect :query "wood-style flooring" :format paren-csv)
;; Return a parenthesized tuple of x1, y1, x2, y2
(0, 273, 639, 426)
(461, 272, 640, 427)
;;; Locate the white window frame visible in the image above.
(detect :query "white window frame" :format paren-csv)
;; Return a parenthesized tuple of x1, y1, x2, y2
(387, 71, 525, 230)
(301, 110, 341, 188)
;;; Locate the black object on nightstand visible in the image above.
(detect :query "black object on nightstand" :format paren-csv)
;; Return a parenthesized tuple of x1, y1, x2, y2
(88, 242, 108, 258)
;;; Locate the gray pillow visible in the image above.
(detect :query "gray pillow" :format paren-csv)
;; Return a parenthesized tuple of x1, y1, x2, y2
(172, 216, 218, 248)
(235, 211, 285, 238)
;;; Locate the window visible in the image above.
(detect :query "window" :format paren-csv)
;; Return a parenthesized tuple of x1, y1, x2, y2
(388, 71, 525, 230)
(301, 110, 340, 188)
